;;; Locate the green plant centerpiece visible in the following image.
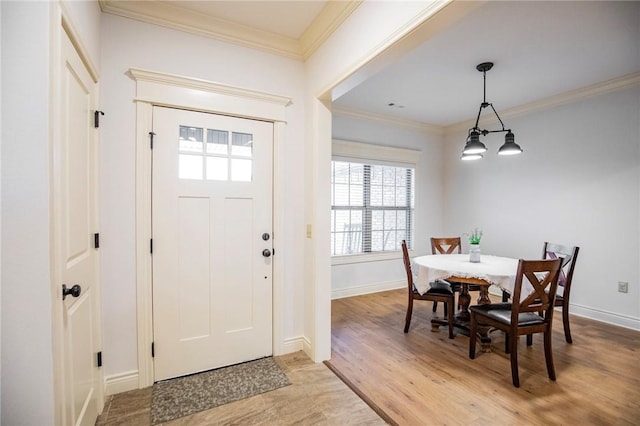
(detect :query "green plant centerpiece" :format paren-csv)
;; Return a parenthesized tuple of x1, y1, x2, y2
(468, 228, 482, 262)
(469, 228, 483, 245)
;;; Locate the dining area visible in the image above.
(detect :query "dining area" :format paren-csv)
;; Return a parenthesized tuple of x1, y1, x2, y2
(402, 235, 579, 388)
(328, 233, 639, 424)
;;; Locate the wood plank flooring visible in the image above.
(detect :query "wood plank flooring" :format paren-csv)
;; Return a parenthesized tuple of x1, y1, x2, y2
(328, 289, 640, 426)
(96, 352, 385, 425)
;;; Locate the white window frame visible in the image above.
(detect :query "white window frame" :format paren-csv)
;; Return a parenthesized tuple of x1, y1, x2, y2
(331, 139, 420, 265)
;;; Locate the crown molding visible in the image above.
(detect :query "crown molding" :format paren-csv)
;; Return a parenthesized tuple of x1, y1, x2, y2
(300, 1, 362, 60)
(445, 71, 640, 133)
(100, 0, 300, 59)
(332, 105, 444, 135)
(100, 0, 361, 61)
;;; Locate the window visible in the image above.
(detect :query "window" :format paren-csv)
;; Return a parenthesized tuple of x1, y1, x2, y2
(178, 125, 253, 182)
(331, 160, 415, 256)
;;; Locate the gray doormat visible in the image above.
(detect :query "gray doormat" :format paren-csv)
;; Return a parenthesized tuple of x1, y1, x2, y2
(151, 357, 291, 424)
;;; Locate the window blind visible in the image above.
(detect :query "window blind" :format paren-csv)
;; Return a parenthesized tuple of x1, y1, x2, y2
(331, 160, 414, 256)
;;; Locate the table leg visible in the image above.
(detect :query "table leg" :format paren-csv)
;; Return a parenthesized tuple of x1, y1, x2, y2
(477, 286, 491, 304)
(457, 284, 471, 321)
(433, 281, 494, 352)
(476, 286, 493, 352)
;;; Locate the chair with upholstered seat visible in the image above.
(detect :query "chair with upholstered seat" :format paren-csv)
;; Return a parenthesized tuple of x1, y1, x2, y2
(542, 242, 580, 343)
(402, 240, 455, 339)
(525, 242, 580, 346)
(468, 258, 562, 387)
(430, 237, 482, 313)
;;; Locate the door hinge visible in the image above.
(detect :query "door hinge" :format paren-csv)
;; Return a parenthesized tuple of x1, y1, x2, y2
(151, 342, 155, 358)
(94, 233, 100, 249)
(94, 110, 104, 128)
(97, 351, 103, 368)
(149, 132, 156, 149)
(150, 238, 153, 254)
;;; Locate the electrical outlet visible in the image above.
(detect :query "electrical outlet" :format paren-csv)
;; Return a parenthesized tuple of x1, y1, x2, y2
(618, 281, 628, 293)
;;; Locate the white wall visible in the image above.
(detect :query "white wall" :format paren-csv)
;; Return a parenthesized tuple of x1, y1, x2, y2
(443, 87, 640, 329)
(99, 14, 307, 379)
(1, 2, 55, 424)
(331, 114, 445, 297)
(303, 0, 453, 361)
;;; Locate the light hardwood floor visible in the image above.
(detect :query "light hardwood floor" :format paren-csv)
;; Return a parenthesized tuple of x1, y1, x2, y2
(328, 289, 640, 425)
(97, 289, 639, 425)
(96, 351, 384, 425)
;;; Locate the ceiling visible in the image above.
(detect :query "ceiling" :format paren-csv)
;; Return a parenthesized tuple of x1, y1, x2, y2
(157, 0, 327, 39)
(102, 1, 640, 128)
(333, 1, 640, 128)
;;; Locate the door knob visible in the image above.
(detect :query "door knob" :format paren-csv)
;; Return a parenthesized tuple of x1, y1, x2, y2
(262, 249, 272, 258)
(62, 284, 82, 300)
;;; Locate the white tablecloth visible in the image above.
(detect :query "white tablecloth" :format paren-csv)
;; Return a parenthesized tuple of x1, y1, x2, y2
(413, 254, 520, 296)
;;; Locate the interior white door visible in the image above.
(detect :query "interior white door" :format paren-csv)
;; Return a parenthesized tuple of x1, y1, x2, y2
(152, 107, 273, 381)
(55, 29, 102, 426)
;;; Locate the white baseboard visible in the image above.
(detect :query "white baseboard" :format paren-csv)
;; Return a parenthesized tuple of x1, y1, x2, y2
(275, 336, 305, 355)
(302, 336, 312, 360)
(104, 370, 139, 396)
(570, 304, 640, 331)
(489, 287, 639, 331)
(331, 280, 405, 300)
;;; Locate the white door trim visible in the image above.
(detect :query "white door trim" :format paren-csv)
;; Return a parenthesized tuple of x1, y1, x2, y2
(131, 69, 291, 387)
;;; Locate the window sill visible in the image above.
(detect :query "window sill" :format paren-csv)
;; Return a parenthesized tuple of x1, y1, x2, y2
(332, 250, 411, 266)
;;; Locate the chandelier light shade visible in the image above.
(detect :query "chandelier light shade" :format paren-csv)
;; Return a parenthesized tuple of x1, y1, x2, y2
(461, 62, 522, 161)
(462, 130, 487, 155)
(497, 131, 523, 155)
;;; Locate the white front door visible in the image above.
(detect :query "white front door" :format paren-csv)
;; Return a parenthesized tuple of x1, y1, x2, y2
(54, 29, 102, 426)
(152, 107, 273, 381)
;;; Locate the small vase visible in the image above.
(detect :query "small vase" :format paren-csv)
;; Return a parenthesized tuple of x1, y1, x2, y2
(469, 244, 481, 263)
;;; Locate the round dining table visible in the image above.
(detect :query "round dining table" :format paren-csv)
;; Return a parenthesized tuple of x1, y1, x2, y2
(412, 253, 520, 351)
(413, 254, 519, 297)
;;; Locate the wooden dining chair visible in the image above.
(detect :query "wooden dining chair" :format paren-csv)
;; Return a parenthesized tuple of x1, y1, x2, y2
(430, 237, 481, 313)
(525, 242, 580, 346)
(542, 242, 580, 343)
(402, 240, 455, 339)
(430, 237, 462, 255)
(468, 258, 562, 387)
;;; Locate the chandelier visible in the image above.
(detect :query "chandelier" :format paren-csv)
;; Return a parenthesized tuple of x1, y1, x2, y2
(461, 62, 522, 161)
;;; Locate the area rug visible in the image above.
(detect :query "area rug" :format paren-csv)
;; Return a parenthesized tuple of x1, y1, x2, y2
(151, 357, 291, 424)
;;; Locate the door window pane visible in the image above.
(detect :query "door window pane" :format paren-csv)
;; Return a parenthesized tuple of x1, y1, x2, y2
(206, 157, 227, 181)
(231, 158, 252, 182)
(179, 126, 203, 153)
(179, 154, 203, 179)
(232, 132, 253, 157)
(207, 129, 228, 155)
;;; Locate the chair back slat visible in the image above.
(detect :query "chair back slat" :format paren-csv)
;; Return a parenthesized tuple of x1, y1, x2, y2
(401, 240, 414, 289)
(543, 242, 579, 288)
(431, 237, 462, 255)
(511, 258, 562, 320)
